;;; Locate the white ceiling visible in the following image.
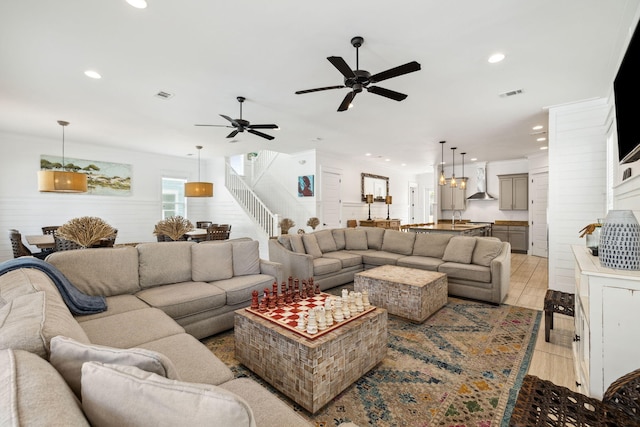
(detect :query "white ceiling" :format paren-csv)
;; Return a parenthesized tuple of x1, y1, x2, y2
(1, 0, 638, 174)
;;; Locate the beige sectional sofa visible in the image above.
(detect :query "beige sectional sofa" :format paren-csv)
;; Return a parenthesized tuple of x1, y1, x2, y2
(0, 240, 310, 426)
(269, 227, 511, 305)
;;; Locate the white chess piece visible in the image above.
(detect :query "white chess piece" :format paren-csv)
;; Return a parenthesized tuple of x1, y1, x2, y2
(355, 292, 364, 312)
(306, 309, 318, 334)
(362, 290, 371, 308)
(342, 295, 351, 318)
(342, 288, 349, 299)
(334, 298, 344, 322)
(317, 307, 327, 330)
(348, 291, 357, 315)
(296, 313, 306, 331)
(325, 305, 334, 326)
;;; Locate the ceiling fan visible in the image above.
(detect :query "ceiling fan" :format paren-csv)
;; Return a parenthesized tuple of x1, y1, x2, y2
(195, 96, 279, 140)
(295, 36, 421, 112)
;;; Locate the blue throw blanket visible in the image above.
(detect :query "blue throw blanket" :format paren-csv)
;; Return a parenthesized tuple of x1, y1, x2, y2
(0, 258, 107, 315)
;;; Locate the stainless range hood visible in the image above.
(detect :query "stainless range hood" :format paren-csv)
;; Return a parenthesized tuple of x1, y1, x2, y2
(467, 163, 496, 200)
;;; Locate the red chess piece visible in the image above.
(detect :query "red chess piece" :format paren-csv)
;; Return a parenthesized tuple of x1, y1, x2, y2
(268, 294, 276, 310)
(258, 298, 267, 313)
(315, 283, 321, 295)
(285, 289, 293, 304)
(300, 280, 307, 299)
(272, 282, 278, 297)
(277, 294, 285, 308)
(251, 290, 259, 310)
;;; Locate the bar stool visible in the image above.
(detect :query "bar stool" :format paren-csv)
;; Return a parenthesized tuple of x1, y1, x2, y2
(543, 289, 575, 342)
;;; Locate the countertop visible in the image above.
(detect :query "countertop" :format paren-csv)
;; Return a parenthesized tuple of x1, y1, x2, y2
(409, 223, 490, 232)
(493, 220, 529, 227)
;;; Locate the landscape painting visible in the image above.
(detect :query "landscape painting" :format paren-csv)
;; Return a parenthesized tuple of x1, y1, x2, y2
(40, 155, 132, 196)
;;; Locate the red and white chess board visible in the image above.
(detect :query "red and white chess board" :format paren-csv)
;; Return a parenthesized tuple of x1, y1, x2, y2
(245, 292, 376, 340)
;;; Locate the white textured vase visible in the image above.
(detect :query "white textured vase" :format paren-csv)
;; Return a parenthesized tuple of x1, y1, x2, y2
(599, 210, 640, 270)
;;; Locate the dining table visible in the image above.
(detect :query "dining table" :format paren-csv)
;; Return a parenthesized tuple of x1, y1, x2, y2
(25, 234, 55, 250)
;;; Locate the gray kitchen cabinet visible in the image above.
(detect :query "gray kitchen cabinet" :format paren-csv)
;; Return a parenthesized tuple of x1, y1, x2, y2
(440, 186, 466, 210)
(492, 224, 528, 253)
(498, 174, 528, 210)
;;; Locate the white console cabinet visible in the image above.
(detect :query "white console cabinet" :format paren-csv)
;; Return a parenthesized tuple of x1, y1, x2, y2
(571, 245, 640, 398)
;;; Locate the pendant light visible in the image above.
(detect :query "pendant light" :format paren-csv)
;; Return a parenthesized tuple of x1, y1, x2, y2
(38, 120, 88, 193)
(185, 145, 214, 197)
(438, 141, 446, 186)
(460, 152, 467, 190)
(449, 147, 457, 188)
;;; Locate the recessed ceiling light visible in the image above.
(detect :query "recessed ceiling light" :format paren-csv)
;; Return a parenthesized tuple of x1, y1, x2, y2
(540, 146, 548, 150)
(532, 125, 543, 130)
(401, 163, 406, 167)
(126, 0, 147, 8)
(470, 158, 478, 161)
(365, 153, 372, 157)
(84, 70, 101, 79)
(537, 137, 547, 142)
(385, 158, 391, 162)
(488, 53, 505, 64)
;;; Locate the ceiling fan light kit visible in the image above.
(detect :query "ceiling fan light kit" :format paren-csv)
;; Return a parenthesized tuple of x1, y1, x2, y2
(195, 96, 278, 141)
(295, 36, 421, 111)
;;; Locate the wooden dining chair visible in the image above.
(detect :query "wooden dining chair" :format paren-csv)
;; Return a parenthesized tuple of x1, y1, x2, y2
(54, 235, 84, 251)
(196, 221, 213, 229)
(41, 226, 60, 235)
(9, 229, 48, 259)
(206, 225, 228, 241)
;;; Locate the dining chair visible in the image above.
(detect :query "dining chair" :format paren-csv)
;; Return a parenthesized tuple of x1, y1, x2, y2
(54, 236, 84, 251)
(9, 229, 48, 259)
(196, 221, 213, 229)
(206, 225, 228, 241)
(41, 226, 60, 235)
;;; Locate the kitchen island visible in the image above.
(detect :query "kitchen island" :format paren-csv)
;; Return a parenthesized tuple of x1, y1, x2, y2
(409, 223, 491, 236)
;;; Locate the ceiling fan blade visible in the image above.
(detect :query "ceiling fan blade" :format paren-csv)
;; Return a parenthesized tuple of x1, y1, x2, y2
(194, 124, 232, 128)
(226, 129, 239, 138)
(295, 85, 345, 95)
(337, 91, 356, 112)
(327, 56, 356, 78)
(220, 114, 236, 124)
(367, 86, 408, 101)
(369, 61, 421, 83)
(248, 124, 278, 129)
(247, 129, 275, 140)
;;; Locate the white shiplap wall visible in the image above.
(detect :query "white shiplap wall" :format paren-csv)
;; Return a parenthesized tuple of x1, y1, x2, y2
(548, 98, 610, 292)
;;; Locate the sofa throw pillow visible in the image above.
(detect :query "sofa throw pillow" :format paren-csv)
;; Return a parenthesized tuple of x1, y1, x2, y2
(0, 292, 48, 358)
(332, 229, 346, 250)
(302, 234, 323, 259)
(81, 362, 256, 427)
(442, 236, 477, 264)
(363, 227, 385, 250)
(277, 235, 293, 251)
(344, 229, 368, 250)
(231, 240, 261, 276)
(191, 243, 233, 282)
(50, 335, 180, 399)
(288, 234, 306, 254)
(471, 238, 504, 267)
(412, 233, 453, 258)
(381, 230, 416, 255)
(314, 230, 337, 253)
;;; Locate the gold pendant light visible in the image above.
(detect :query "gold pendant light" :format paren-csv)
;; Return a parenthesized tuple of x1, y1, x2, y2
(460, 152, 467, 190)
(438, 140, 446, 185)
(450, 147, 457, 188)
(185, 145, 214, 197)
(38, 120, 88, 193)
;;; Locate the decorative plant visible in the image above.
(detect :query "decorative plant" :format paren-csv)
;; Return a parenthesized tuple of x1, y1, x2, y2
(153, 216, 194, 241)
(579, 222, 602, 237)
(56, 216, 117, 248)
(279, 218, 295, 235)
(307, 217, 320, 230)
(297, 228, 306, 234)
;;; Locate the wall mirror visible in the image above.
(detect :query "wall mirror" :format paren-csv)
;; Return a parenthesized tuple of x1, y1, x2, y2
(361, 173, 389, 202)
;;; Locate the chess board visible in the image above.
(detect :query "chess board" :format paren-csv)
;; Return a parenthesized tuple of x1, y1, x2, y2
(245, 292, 376, 340)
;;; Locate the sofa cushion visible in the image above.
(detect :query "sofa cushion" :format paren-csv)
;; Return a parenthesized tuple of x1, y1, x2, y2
(49, 335, 180, 398)
(438, 262, 491, 283)
(472, 238, 504, 267)
(332, 229, 346, 250)
(46, 246, 140, 296)
(277, 235, 293, 251)
(302, 234, 323, 259)
(358, 251, 404, 266)
(0, 289, 90, 359)
(344, 229, 368, 250)
(412, 233, 453, 258)
(191, 243, 233, 281)
(314, 230, 337, 253)
(74, 295, 150, 323)
(289, 234, 306, 254)
(322, 251, 363, 268)
(397, 256, 444, 271)
(213, 275, 274, 306)
(0, 268, 49, 305)
(136, 281, 227, 319)
(137, 242, 194, 289)
(231, 240, 261, 276)
(442, 236, 477, 264)
(79, 308, 185, 349)
(0, 349, 89, 427)
(81, 362, 256, 427)
(382, 230, 416, 255)
(363, 227, 385, 250)
(312, 258, 343, 276)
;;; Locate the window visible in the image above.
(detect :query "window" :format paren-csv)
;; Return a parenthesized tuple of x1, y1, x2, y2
(162, 177, 186, 219)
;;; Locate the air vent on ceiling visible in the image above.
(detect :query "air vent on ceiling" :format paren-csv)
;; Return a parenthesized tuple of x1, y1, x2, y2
(499, 89, 524, 98)
(154, 91, 174, 100)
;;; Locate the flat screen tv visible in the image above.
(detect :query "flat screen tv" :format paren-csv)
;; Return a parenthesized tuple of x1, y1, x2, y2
(614, 21, 640, 164)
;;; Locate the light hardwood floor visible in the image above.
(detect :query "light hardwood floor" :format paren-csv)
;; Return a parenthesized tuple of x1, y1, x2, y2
(505, 253, 578, 392)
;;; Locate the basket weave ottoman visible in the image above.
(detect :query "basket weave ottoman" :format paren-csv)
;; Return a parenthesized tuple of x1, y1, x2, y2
(354, 265, 448, 323)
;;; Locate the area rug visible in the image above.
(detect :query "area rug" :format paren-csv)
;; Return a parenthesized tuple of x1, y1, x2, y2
(203, 298, 540, 427)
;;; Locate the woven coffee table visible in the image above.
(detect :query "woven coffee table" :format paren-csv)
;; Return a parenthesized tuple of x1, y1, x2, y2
(234, 306, 387, 414)
(355, 265, 448, 323)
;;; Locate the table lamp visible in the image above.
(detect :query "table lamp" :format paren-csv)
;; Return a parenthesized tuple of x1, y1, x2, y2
(366, 194, 374, 220)
(385, 195, 392, 220)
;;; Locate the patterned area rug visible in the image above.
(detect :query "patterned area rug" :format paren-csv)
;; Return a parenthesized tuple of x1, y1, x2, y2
(203, 298, 540, 427)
